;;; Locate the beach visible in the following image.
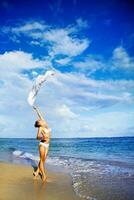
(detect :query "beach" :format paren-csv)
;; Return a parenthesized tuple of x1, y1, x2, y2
(0, 161, 81, 200)
(0, 137, 134, 200)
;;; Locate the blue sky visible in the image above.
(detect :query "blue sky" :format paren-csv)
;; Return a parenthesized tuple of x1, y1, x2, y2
(0, 0, 134, 138)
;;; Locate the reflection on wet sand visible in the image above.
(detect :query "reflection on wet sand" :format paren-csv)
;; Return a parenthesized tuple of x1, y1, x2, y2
(0, 162, 80, 200)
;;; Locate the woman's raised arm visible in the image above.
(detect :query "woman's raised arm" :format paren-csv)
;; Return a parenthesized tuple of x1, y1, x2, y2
(33, 106, 44, 120)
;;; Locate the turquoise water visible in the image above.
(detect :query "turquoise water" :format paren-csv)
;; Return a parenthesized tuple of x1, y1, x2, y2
(0, 137, 134, 200)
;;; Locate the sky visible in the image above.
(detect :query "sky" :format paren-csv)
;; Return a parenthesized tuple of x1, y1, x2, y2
(0, 0, 134, 138)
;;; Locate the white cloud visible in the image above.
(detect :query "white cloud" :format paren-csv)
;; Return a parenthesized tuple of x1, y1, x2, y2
(11, 21, 48, 34)
(0, 72, 34, 138)
(0, 62, 134, 137)
(73, 56, 104, 73)
(3, 20, 90, 58)
(51, 71, 134, 96)
(2, 20, 134, 73)
(79, 111, 134, 137)
(112, 46, 134, 69)
(55, 104, 78, 119)
(73, 46, 134, 74)
(0, 50, 50, 73)
(30, 40, 42, 46)
(44, 28, 89, 57)
(76, 18, 88, 29)
(0, 50, 53, 138)
(55, 57, 71, 65)
(32, 71, 134, 137)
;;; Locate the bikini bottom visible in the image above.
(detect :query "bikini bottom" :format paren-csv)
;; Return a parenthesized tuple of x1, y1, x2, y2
(39, 141, 49, 148)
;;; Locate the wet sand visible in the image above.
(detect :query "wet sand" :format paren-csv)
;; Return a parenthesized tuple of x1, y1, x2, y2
(0, 161, 81, 200)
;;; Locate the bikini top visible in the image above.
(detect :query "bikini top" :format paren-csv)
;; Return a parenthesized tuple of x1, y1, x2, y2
(40, 127, 51, 142)
(44, 127, 51, 134)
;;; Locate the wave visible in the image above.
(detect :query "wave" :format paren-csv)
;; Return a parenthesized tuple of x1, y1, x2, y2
(13, 150, 39, 162)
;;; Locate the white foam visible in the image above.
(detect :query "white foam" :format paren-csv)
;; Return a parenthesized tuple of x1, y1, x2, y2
(13, 150, 39, 162)
(13, 150, 23, 156)
(20, 152, 34, 159)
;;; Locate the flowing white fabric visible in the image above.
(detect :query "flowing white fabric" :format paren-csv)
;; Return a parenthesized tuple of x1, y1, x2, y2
(27, 70, 55, 106)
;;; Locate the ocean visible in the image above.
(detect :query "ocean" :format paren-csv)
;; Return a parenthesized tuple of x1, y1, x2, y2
(0, 137, 134, 200)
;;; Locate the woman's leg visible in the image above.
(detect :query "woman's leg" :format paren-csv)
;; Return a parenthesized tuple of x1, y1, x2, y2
(33, 146, 49, 179)
(33, 145, 42, 177)
(43, 147, 49, 175)
(39, 145, 46, 181)
(33, 165, 40, 177)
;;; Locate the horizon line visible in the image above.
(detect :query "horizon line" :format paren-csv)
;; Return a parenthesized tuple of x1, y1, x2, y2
(0, 136, 134, 139)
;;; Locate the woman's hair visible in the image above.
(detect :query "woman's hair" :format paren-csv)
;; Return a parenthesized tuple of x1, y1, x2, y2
(34, 120, 40, 128)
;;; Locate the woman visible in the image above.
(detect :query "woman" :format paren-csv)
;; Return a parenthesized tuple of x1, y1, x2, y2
(33, 106, 51, 182)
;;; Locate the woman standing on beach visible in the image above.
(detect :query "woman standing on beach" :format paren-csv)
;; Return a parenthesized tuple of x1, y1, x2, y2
(33, 106, 51, 182)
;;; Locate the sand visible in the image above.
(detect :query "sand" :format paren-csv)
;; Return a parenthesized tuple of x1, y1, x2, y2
(0, 161, 81, 200)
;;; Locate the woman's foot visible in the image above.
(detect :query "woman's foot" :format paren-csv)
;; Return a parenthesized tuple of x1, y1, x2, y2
(42, 175, 47, 182)
(33, 169, 42, 176)
(33, 171, 38, 177)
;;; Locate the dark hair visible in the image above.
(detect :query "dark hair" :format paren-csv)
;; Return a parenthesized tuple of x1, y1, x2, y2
(34, 120, 40, 128)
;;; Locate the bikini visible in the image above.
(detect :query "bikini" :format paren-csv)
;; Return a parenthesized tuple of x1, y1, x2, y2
(39, 127, 51, 148)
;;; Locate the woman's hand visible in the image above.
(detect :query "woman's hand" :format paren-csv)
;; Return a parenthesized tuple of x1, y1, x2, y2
(33, 105, 37, 110)
(33, 105, 45, 121)
(36, 127, 42, 140)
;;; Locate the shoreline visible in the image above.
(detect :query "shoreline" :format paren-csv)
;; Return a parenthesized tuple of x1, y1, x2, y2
(0, 161, 81, 200)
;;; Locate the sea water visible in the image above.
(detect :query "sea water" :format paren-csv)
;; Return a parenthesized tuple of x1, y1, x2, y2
(0, 137, 134, 200)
